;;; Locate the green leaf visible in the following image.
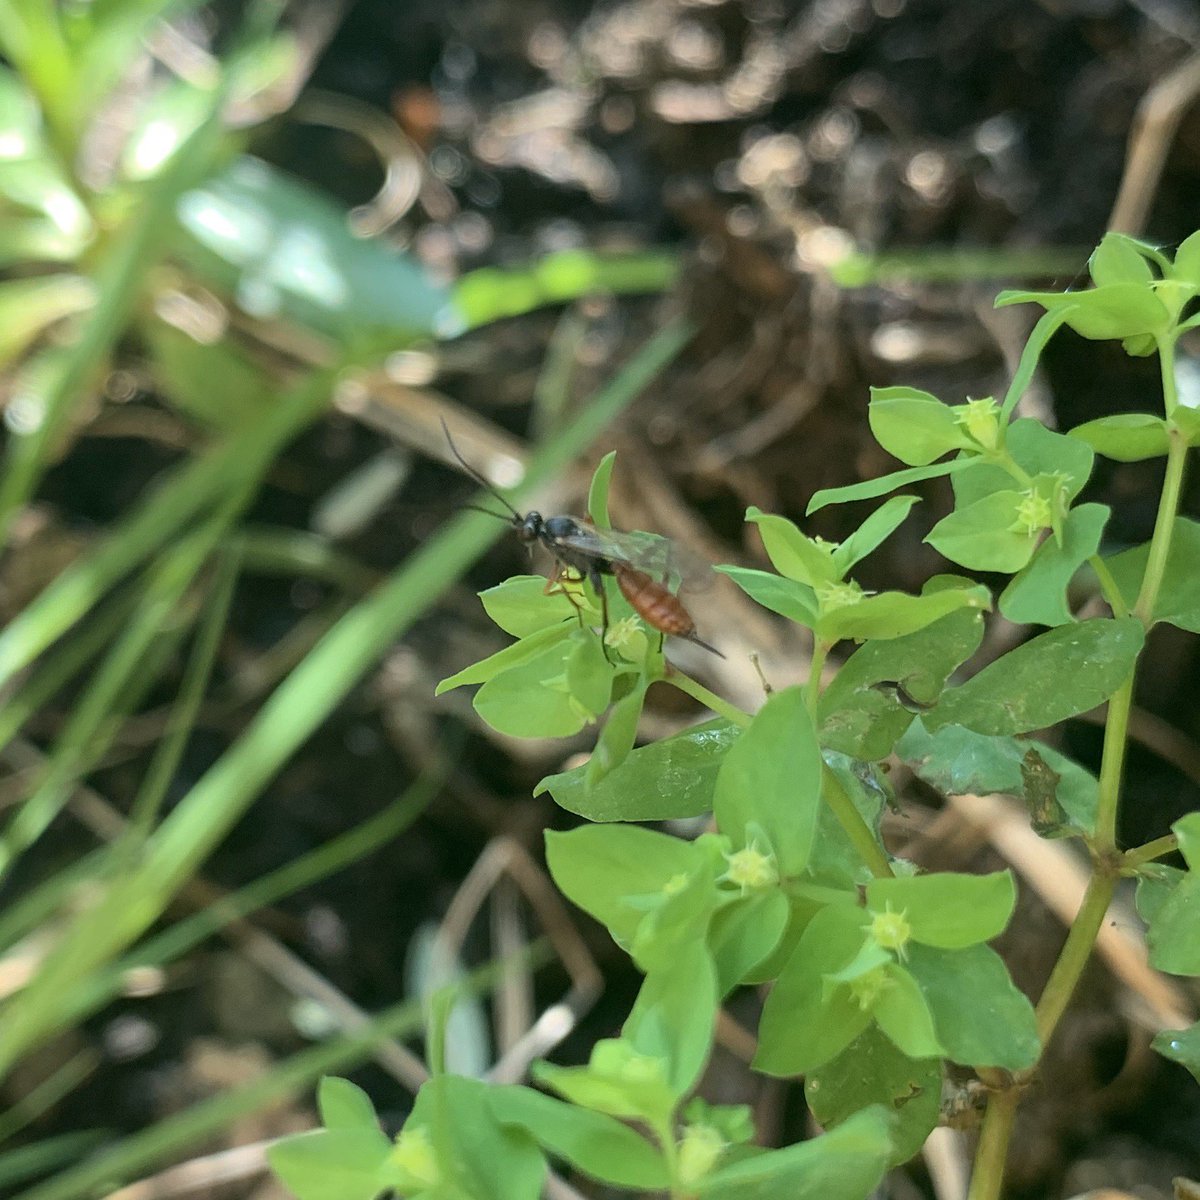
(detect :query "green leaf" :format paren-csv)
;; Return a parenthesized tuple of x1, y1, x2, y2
(266, 1129, 392, 1200)
(625, 944, 718, 1096)
(1068, 414, 1170, 461)
(566, 629, 613, 716)
(995, 283, 1170, 340)
(866, 872, 1015, 949)
(0, 275, 94, 371)
(473, 641, 589, 738)
(817, 582, 990, 643)
(716, 566, 818, 626)
(698, 1105, 893, 1200)
(807, 459, 975, 514)
(999, 503, 1109, 626)
(1153, 1022, 1200, 1083)
(417, 1075, 546, 1200)
(806, 1027, 941, 1165)
(479, 576, 582, 638)
(905, 943, 1040, 1070)
(925, 491, 1038, 573)
(1146, 813, 1200, 975)
(1089, 232, 1157, 287)
(953, 420, 1094, 508)
(317, 1077, 380, 1130)
(924, 617, 1144, 736)
(545, 825, 703, 949)
(896, 720, 1098, 837)
(832, 495, 921, 572)
(714, 687, 822, 876)
(437, 623, 572, 693)
(535, 1041, 676, 1126)
(487, 1085, 668, 1189)
(755, 903, 873, 1075)
(708, 890, 791, 994)
(176, 157, 457, 345)
(587, 683, 646, 783)
(873, 965, 944, 1058)
(1172, 231, 1200, 287)
(745, 508, 839, 587)
(868, 387, 975, 465)
(819, 578, 986, 760)
(1134, 863, 1185, 925)
(1106, 516, 1200, 632)
(588, 451, 617, 528)
(537, 718, 739, 820)
(807, 755, 889, 888)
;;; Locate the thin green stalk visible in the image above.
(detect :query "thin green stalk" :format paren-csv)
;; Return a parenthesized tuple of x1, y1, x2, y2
(1089, 554, 1128, 618)
(666, 669, 751, 728)
(1122, 832, 1178, 868)
(804, 639, 830, 715)
(1033, 871, 1117, 1043)
(126, 547, 241, 841)
(1093, 675, 1134, 855)
(1134, 435, 1188, 623)
(966, 1087, 1019, 1200)
(821, 765, 893, 879)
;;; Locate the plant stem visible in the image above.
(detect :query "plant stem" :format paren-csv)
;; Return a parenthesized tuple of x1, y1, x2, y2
(666, 670, 751, 728)
(805, 639, 830, 715)
(966, 1087, 1019, 1200)
(1122, 833, 1179, 868)
(971, 331, 1191, 1200)
(1089, 554, 1128, 618)
(1033, 869, 1116, 1044)
(1133, 433, 1188, 624)
(821, 766, 893, 879)
(1093, 675, 1133, 854)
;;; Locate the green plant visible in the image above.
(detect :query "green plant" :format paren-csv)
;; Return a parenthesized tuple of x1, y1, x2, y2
(271, 231, 1200, 1200)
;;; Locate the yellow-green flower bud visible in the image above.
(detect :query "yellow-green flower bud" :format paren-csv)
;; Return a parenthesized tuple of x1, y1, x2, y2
(816, 580, 865, 612)
(849, 965, 891, 1011)
(390, 1126, 439, 1188)
(870, 904, 912, 954)
(723, 844, 779, 891)
(1010, 490, 1052, 536)
(678, 1123, 726, 1185)
(956, 397, 1001, 450)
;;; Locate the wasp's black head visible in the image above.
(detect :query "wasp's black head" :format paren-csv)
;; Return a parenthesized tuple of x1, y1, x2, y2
(517, 511, 544, 545)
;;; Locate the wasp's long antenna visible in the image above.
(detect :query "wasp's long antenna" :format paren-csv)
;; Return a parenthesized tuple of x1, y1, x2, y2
(461, 502, 514, 522)
(440, 418, 522, 521)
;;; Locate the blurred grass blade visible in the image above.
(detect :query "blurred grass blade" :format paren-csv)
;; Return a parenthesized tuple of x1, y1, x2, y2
(0, 365, 336, 695)
(0, 65, 235, 548)
(20, 945, 550, 1200)
(0, 317, 691, 1074)
(66, 761, 447, 1030)
(0, 1131, 108, 1193)
(126, 545, 240, 840)
(0, 503, 239, 874)
(0, 1048, 99, 1143)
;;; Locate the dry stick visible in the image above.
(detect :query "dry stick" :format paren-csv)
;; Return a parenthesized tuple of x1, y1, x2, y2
(1109, 49, 1200, 235)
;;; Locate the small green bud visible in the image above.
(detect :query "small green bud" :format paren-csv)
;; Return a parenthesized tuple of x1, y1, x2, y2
(722, 844, 779, 891)
(390, 1126, 439, 1188)
(678, 1123, 726, 1185)
(870, 904, 912, 954)
(849, 965, 891, 1011)
(956, 397, 1001, 450)
(816, 580, 866, 612)
(1010, 489, 1052, 536)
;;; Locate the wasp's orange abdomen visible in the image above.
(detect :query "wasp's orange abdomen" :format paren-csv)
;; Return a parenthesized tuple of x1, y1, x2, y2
(613, 563, 695, 636)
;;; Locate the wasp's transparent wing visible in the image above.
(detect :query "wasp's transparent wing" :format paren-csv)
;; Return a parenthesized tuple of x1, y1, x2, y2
(550, 523, 712, 591)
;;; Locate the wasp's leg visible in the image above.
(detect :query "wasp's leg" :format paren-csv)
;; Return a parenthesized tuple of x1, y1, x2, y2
(544, 564, 588, 627)
(588, 565, 615, 665)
